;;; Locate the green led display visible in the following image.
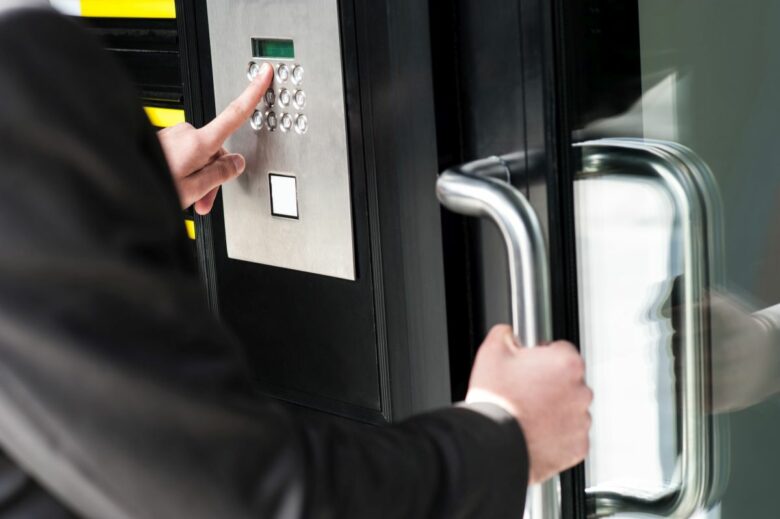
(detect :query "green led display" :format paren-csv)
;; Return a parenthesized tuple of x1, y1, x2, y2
(252, 38, 295, 59)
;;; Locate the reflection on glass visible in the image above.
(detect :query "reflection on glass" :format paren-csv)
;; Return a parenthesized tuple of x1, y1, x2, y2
(575, 140, 729, 518)
(574, 1, 780, 517)
(576, 175, 677, 497)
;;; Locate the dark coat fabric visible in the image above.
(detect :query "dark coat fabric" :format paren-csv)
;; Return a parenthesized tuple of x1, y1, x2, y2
(0, 8, 529, 519)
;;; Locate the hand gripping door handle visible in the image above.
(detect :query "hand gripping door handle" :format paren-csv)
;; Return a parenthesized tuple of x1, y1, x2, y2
(436, 156, 560, 519)
(575, 138, 729, 518)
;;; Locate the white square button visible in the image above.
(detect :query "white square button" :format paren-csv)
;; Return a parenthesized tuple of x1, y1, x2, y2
(269, 174, 299, 219)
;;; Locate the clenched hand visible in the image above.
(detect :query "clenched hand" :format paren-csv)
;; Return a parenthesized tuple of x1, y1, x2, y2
(467, 325, 593, 484)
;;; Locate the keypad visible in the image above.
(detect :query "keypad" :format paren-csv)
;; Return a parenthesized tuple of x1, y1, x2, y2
(291, 65, 304, 85)
(250, 110, 264, 131)
(248, 60, 307, 136)
(276, 64, 290, 83)
(264, 88, 276, 106)
(279, 88, 291, 107)
(266, 111, 278, 130)
(293, 90, 306, 109)
(294, 114, 308, 135)
(247, 61, 262, 81)
(280, 113, 293, 132)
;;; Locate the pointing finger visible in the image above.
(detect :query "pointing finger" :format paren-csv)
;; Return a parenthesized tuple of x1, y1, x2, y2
(200, 63, 273, 149)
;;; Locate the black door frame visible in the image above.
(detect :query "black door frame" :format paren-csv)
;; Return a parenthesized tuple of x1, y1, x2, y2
(430, 0, 586, 516)
(527, 0, 586, 515)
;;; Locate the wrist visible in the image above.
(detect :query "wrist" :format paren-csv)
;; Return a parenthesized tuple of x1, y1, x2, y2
(464, 388, 520, 423)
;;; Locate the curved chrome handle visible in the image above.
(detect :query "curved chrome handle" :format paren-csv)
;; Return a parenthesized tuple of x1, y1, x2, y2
(436, 157, 559, 519)
(576, 138, 729, 518)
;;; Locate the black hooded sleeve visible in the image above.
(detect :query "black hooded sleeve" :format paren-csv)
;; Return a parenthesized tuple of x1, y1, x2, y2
(0, 8, 528, 519)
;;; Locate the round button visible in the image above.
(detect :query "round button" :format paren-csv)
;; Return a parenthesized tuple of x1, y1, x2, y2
(293, 90, 306, 109)
(276, 64, 290, 83)
(249, 110, 264, 131)
(279, 89, 291, 107)
(291, 65, 304, 84)
(294, 114, 308, 134)
(247, 61, 261, 82)
(266, 111, 278, 130)
(280, 113, 293, 133)
(264, 88, 275, 106)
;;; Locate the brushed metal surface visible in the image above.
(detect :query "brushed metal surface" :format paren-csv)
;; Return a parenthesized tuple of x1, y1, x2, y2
(207, 0, 355, 280)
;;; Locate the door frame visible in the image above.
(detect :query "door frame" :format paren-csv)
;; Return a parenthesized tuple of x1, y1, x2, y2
(430, 0, 586, 516)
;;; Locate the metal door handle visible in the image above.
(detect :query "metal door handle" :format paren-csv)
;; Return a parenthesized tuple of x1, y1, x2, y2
(576, 138, 729, 518)
(436, 157, 559, 519)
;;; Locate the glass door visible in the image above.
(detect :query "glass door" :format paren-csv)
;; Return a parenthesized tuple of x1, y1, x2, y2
(565, 1, 780, 516)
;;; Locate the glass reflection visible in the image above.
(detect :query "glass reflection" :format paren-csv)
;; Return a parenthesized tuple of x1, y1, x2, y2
(574, 1, 780, 515)
(576, 175, 677, 496)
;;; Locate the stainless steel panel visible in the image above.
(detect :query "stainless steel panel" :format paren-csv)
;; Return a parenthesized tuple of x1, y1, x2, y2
(207, 0, 355, 280)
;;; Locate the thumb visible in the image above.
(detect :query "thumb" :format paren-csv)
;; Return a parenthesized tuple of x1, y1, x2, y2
(180, 154, 245, 209)
(502, 330, 524, 351)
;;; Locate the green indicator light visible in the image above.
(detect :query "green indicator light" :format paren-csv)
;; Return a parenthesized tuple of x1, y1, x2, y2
(252, 38, 295, 59)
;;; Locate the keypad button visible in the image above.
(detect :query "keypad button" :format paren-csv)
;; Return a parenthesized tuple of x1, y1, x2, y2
(250, 110, 264, 131)
(279, 89, 291, 107)
(247, 61, 261, 82)
(293, 89, 306, 109)
(264, 88, 276, 106)
(276, 64, 290, 83)
(292, 65, 304, 84)
(280, 113, 293, 133)
(266, 111, 278, 130)
(294, 114, 308, 134)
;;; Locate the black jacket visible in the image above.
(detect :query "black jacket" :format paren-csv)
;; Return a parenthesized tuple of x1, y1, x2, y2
(0, 8, 528, 519)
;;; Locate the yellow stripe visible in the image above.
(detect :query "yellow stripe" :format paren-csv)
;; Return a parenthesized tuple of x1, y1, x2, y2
(144, 107, 185, 128)
(81, 0, 176, 19)
(185, 219, 196, 240)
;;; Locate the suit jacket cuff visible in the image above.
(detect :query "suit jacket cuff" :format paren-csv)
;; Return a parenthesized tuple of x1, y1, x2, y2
(411, 403, 529, 517)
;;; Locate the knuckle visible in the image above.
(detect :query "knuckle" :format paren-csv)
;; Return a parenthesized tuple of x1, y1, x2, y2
(485, 324, 513, 349)
(195, 131, 212, 150)
(559, 350, 583, 376)
(228, 98, 248, 120)
(491, 324, 513, 337)
(218, 159, 235, 180)
(554, 340, 576, 352)
(571, 353, 585, 371)
(203, 161, 229, 185)
(580, 437, 590, 459)
(569, 354, 585, 378)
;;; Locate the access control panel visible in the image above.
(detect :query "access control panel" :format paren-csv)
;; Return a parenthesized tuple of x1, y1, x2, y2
(206, 0, 356, 280)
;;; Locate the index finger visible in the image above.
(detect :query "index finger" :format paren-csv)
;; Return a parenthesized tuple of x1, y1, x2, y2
(200, 62, 274, 148)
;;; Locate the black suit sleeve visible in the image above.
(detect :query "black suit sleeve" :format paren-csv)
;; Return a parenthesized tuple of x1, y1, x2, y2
(0, 9, 529, 519)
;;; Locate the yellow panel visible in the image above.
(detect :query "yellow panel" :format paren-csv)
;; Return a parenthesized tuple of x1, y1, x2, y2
(144, 107, 185, 128)
(185, 219, 196, 240)
(81, 0, 176, 19)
